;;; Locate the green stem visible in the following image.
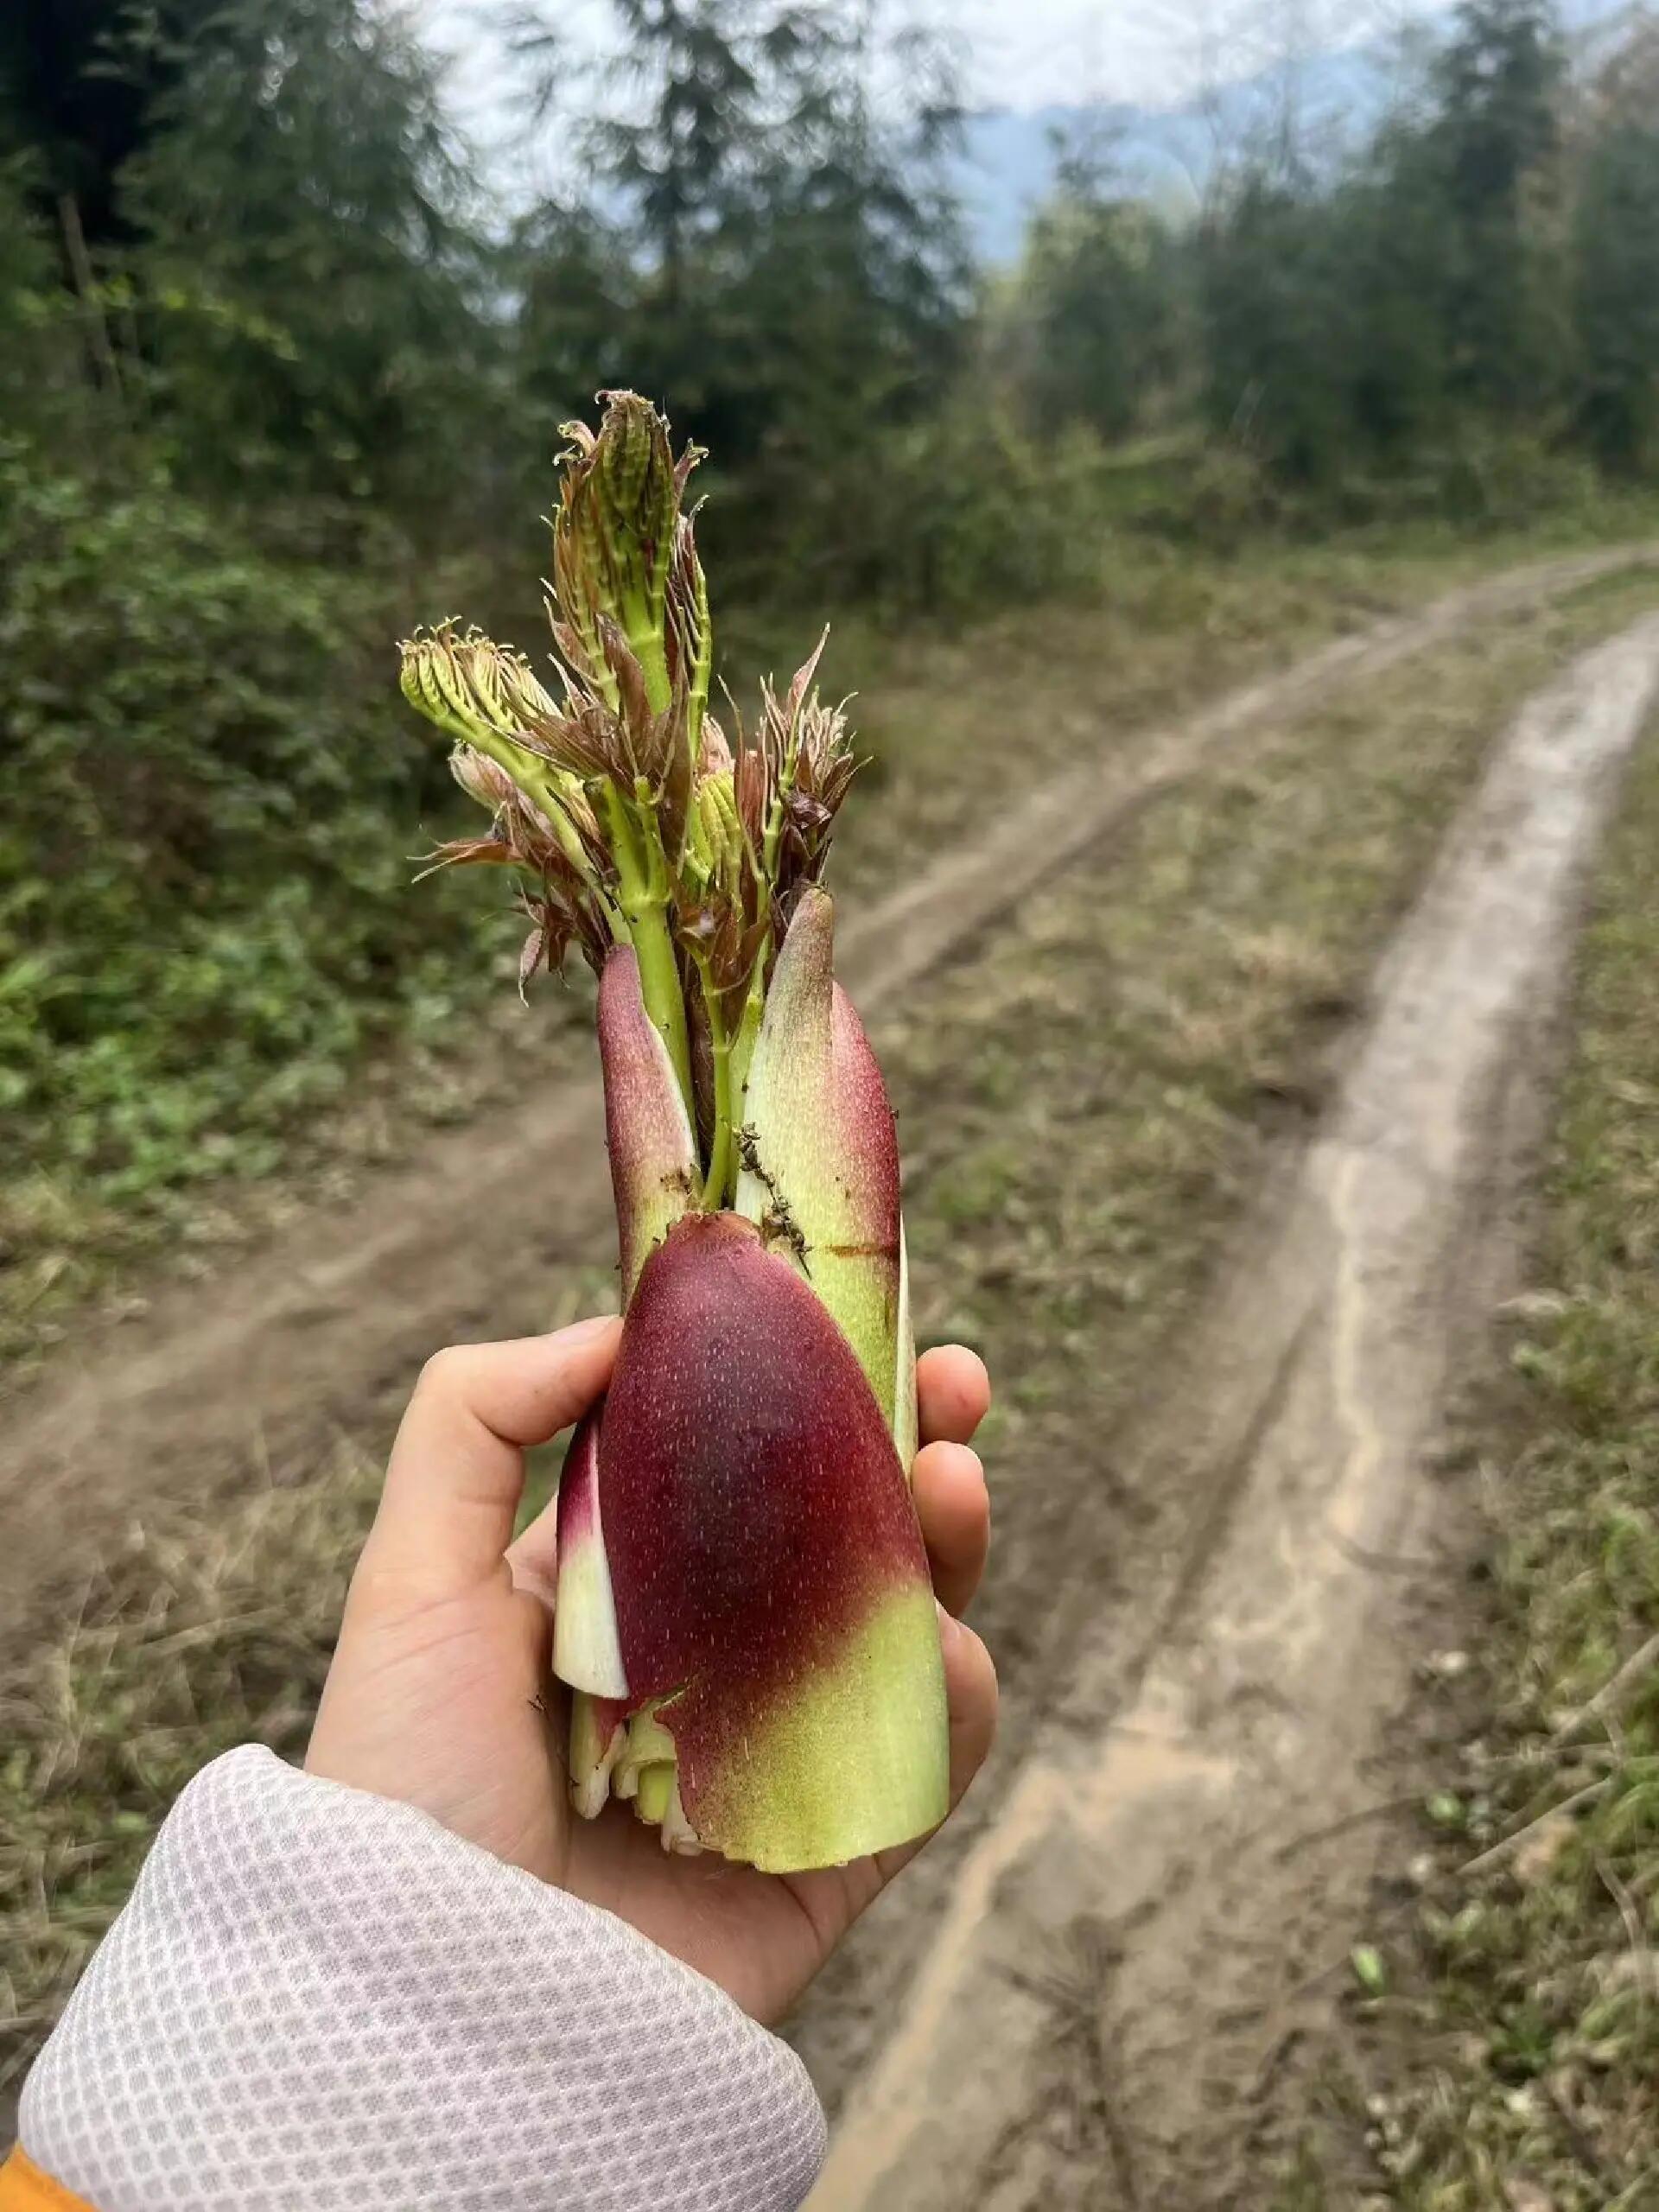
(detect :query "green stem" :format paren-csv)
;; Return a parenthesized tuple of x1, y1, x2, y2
(470, 731, 589, 878)
(705, 1042, 735, 1209)
(694, 952, 736, 1209)
(761, 718, 804, 883)
(623, 588, 673, 717)
(605, 784, 695, 1119)
(464, 728, 626, 943)
(761, 794, 786, 883)
(728, 941, 769, 1126)
(687, 559, 712, 755)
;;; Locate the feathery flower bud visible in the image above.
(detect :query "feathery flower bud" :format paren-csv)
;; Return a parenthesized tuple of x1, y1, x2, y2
(553, 391, 682, 716)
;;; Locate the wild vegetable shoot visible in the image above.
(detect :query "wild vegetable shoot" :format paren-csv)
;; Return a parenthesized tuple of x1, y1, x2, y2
(399, 393, 944, 1872)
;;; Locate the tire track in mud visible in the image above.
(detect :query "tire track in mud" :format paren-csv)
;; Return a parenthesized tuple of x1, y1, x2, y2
(2, 543, 1653, 1646)
(806, 615, 1659, 2211)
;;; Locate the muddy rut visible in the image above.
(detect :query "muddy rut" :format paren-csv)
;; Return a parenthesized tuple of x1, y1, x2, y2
(3, 542, 1654, 1648)
(806, 616, 1659, 2209)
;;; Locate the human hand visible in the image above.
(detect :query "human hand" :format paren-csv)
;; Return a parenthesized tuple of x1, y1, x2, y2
(307, 1314, 995, 2025)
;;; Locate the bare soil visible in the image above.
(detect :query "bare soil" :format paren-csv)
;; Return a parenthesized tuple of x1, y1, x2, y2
(804, 618, 1659, 2209)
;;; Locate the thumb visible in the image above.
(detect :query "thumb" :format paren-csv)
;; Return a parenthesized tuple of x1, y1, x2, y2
(354, 1315, 620, 1611)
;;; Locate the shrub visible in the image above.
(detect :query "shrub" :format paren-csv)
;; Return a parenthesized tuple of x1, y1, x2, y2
(715, 401, 1114, 620)
(0, 449, 496, 1226)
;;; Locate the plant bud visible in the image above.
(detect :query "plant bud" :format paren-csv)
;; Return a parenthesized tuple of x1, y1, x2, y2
(554, 391, 680, 715)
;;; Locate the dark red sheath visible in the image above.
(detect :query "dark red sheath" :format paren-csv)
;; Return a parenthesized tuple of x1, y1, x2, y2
(597, 1211, 927, 1824)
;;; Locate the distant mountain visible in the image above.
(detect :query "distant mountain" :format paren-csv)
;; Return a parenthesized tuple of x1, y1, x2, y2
(957, 0, 1642, 266)
(955, 57, 1393, 267)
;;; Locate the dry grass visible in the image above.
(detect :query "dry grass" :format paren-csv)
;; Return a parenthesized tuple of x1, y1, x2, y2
(0, 1446, 379, 2103)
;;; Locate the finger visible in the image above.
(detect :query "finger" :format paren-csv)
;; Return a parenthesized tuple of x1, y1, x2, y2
(917, 1345, 990, 1448)
(912, 1440, 990, 1618)
(358, 1315, 620, 1605)
(941, 1611, 998, 1812)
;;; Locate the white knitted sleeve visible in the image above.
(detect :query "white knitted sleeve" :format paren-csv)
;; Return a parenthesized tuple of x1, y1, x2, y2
(18, 1747, 826, 2212)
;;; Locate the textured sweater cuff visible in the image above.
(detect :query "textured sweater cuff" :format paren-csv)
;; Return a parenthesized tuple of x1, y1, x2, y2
(19, 1746, 827, 2211)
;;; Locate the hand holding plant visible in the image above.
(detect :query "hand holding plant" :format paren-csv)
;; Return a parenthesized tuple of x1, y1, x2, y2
(307, 1318, 995, 2024)
(385, 391, 988, 1876)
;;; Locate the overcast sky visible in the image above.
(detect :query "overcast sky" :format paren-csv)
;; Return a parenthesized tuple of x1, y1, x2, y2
(419, 0, 1441, 138)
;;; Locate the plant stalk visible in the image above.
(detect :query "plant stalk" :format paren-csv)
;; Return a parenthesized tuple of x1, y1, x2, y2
(469, 731, 588, 874)
(729, 941, 769, 1110)
(605, 782, 695, 1123)
(693, 949, 737, 1208)
(686, 556, 712, 754)
(620, 579, 672, 717)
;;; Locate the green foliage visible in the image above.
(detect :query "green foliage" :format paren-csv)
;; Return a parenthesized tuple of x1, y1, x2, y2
(723, 398, 1112, 616)
(0, 0, 204, 239)
(1332, 126, 1459, 461)
(1574, 97, 1659, 472)
(581, 0, 869, 310)
(0, 156, 86, 444)
(1163, 0, 1659, 531)
(1192, 0, 1572, 500)
(1431, 421, 1601, 529)
(1198, 173, 1352, 487)
(511, 202, 639, 448)
(118, 0, 500, 520)
(0, 450, 490, 1227)
(507, 0, 971, 607)
(1000, 125, 1185, 445)
(1433, 0, 1567, 415)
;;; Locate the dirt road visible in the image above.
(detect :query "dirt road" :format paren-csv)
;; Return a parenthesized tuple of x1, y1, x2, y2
(2, 543, 1653, 1649)
(804, 617, 1659, 2209)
